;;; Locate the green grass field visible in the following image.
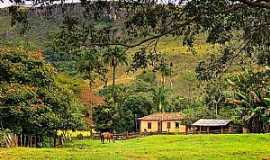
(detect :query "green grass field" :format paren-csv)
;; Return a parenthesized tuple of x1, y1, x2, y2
(1, 134, 270, 160)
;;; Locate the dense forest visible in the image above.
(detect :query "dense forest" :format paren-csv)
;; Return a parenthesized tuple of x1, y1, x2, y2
(0, 0, 269, 144)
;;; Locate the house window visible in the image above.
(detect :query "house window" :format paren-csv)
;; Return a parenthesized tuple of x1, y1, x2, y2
(167, 122, 171, 129)
(147, 122, 152, 129)
(175, 122, 180, 128)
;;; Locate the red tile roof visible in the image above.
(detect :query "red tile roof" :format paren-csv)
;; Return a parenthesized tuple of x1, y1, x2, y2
(138, 112, 184, 121)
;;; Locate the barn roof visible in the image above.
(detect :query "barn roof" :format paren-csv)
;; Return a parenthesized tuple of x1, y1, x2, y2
(138, 112, 184, 121)
(192, 119, 231, 127)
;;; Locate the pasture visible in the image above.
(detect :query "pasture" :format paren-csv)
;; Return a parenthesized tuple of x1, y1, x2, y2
(0, 134, 270, 160)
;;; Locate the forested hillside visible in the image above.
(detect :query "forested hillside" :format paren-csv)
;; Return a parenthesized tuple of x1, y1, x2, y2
(0, 0, 269, 136)
(0, 13, 219, 98)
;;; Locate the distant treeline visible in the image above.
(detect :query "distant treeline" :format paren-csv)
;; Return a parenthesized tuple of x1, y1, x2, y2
(0, 1, 126, 20)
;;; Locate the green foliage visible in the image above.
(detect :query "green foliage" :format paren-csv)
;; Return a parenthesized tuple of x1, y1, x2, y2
(49, 16, 85, 54)
(78, 48, 107, 87)
(152, 86, 170, 112)
(9, 7, 29, 34)
(0, 47, 84, 136)
(103, 46, 128, 101)
(204, 80, 226, 116)
(93, 93, 153, 133)
(136, 71, 156, 84)
(202, 67, 270, 132)
(0, 129, 11, 146)
(2, 0, 270, 136)
(44, 49, 79, 75)
(94, 77, 156, 132)
(224, 69, 270, 132)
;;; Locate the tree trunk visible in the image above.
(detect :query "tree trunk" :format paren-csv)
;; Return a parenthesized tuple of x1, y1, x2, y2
(29, 135, 32, 147)
(215, 104, 218, 117)
(159, 100, 162, 112)
(89, 106, 93, 137)
(53, 132, 57, 147)
(161, 75, 165, 87)
(169, 78, 173, 89)
(112, 64, 116, 102)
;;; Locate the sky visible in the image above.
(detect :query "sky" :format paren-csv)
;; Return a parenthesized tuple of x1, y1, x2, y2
(0, 0, 14, 8)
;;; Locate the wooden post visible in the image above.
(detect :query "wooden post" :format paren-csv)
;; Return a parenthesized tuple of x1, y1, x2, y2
(228, 126, 232, 133)
(53, 136, 56, 147)
(23, 135, 27, 147)
(221, 126, 224, 134)
(15, 134, 18, 147)
(36, 135, 38, 147)
(27, 136, 29, 147)
(22, 134, 25, 147)
(32, 135, 37, 147)
(17, 135, 20, 147)
(207, 126, 210, 134)
(199, 126, 201, 134)
(29, 135, 32, 147)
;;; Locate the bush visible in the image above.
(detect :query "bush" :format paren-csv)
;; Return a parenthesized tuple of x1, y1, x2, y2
(0, 129, 11, 147)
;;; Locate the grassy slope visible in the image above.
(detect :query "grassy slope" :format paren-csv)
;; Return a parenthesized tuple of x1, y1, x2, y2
(124, 35, 220, 98)
(0, 17, 10, 33)
(154, 36, 220, 97)
(0, 16, 218, 98)
(1, 134, 270, 160)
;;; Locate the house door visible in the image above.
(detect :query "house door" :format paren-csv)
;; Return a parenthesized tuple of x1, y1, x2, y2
(158, 121, 162, 132)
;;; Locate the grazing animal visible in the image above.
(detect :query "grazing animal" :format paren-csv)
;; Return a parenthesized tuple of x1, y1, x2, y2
(100, 132, 114, 143)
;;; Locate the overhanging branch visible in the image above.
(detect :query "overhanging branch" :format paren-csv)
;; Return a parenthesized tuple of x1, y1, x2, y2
(85, 17, 196, 48)
(238, 0, 270, 9)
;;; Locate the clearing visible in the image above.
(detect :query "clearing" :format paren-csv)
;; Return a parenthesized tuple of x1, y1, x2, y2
(1, 134, 270, 160)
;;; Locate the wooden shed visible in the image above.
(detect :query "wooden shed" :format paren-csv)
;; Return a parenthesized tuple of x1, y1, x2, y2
(191, 119, 233, 134)
(138, 112, 187, 133)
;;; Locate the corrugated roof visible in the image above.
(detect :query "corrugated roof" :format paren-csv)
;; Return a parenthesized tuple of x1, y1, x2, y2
(138, 112, 184, 121)
(192, 119, 231, 126)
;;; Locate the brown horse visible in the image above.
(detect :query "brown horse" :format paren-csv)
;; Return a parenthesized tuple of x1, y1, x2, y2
(100, 132, 114, 143)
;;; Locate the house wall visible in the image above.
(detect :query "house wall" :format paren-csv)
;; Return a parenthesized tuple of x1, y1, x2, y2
(140, 121, 159, 133)
(161, 121, 186, 133)
(140, 120, 186, 133)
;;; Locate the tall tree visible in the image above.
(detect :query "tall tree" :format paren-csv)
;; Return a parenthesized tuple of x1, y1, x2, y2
(156, 57, 173, 87)
(152, 86, 170, 112)
(102, 46, 128, 102)
(78, 48, 107, 89)
(0, 47, 83, 139)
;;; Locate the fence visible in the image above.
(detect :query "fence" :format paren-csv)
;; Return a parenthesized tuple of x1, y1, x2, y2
(0, 133, 72, 148)
(92, 132, 142, 140)
(92, 131, 187, 140)
(0, 129, 241, 148)
(187, 128, 238, 134)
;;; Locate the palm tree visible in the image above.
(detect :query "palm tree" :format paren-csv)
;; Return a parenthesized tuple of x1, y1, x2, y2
(78, 49, 99, 89)
(153, 86, 169, 112)
(158, 57, 173, 88)
(78, 48, 107, 136)
(103, 46, 128, 102)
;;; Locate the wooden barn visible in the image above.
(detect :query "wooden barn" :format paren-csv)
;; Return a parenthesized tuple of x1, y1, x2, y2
(191, 119, 233, 134)
(138, 112, 187, 133)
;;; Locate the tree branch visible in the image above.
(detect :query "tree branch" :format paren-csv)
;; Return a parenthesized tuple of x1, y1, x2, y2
(85, 17, 196, 48)
(238, 0, 270, 9)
